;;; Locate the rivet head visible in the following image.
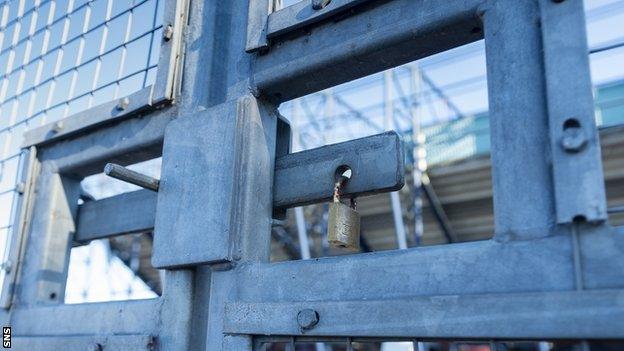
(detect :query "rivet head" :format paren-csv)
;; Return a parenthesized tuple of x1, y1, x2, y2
(163, 24, 174, 41)
(16, 182, 25, 194)
(1, 260, 12, 273)
(117, 97, 130, 111)
(51, 120, 64, 133)
(297, 309, 319, 331)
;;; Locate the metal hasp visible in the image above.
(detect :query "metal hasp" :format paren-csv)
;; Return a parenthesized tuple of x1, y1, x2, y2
(273, 131, 404, 208)
(104, 163, 160, 192)
(152, 103, 404, 268)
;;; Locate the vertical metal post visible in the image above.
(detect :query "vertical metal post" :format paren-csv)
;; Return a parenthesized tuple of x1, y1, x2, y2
(292, 99, 312, 260)
(410, 64, 425, 246)
(16, 162, 81, 305)
(539, 0, 607, 224)
(484, 1, 557, 240)
(385, 70, 408, 249)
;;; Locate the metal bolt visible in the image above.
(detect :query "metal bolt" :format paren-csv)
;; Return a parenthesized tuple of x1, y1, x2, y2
(163, 24, 174, 41)
(312, 0, 331, 10)
(117, 97, 130, 111)
(271, 218, 288, 227)
(1, 260, 12, 273)
(561, 118, 587, 153)
(297, 309, 319, 331)
(146, 336, 156, 350)
(51, 120, 64, 133)
(104, 163, 160, 192)
(16, 182, 25, 194)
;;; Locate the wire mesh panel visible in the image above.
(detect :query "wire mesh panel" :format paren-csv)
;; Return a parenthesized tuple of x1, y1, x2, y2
(0, 0, 165, 298)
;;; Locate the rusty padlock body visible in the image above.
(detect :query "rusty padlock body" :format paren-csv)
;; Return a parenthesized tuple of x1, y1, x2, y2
(328, 201, 360, 250)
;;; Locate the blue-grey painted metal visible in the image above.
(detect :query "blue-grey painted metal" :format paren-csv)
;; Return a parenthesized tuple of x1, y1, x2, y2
(266, 0, 374, 38)
(484, 1, 557, 241)
(539, 0, 607, 224)
(3, 0, 623, 350)
(273, 131, 404, 208)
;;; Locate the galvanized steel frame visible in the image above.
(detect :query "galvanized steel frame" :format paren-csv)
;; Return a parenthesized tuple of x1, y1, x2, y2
(2, 0, 623, 350)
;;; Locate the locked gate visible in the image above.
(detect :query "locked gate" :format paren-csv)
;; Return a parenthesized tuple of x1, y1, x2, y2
(1, 0, 623, 350)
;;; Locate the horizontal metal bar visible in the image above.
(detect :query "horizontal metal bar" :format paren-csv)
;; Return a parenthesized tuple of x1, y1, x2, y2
(104, 163, 160, 192)
(267, 0, 373, 39)
(224, 289, 624, 339)
(23, 86, 155, 147)
(254, 0, 483, 101)
(75, 190, 158, 242)
(8, 299, 161, 336)
(234, 235, 578, 303)
(73, 132, 403, 243)
(13, 335, 155, 351)
(274, 131, 404, 208)
(38, 106, 175, 177)
(225, 227, 624, 340)
(608, 205, 624, 214)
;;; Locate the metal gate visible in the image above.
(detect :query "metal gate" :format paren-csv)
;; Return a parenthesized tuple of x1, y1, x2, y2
(2, 0, 623, 350)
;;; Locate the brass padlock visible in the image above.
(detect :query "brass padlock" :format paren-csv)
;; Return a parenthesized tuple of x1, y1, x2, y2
(327, 175, 360, 250)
